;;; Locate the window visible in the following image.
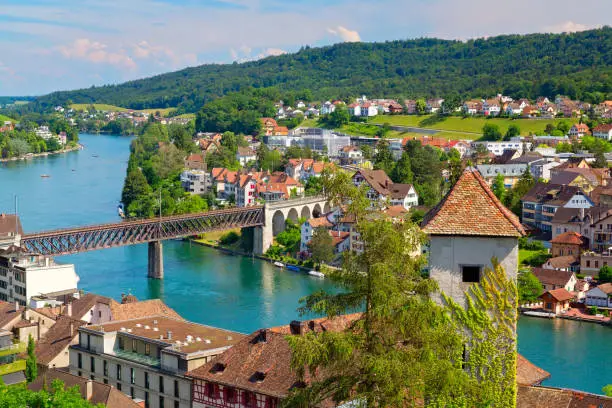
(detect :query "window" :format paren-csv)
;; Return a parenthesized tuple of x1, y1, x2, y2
(90, 310, 93, 316)
(159, 396, 165, 408)
(174, 380, 179, 398)
(131, 368, 135, 384)
(90, 375, 95, 381)
(78, 371, 82, 377)
(174, 401, 179, 408)
(103, 360, 108, 377)
(145, 372, 149, 389)
(90, 357, 95, 373)
(132, 339, 137, 352)
(461, 265, 481, 283)
(117, 364, 122, 380)
(117, 383, 122, 391)
(145, 392, 149, 408)
(98, 311, 102, 318)
(130, 387, 135, 398)
(103, 379, 108, 384)
(77, 353, 82, 369)
(159, 376, 164, 394)
(586, 261, 591, 267)
(145, 343, 150, 356)
(118, 337, 124, 350)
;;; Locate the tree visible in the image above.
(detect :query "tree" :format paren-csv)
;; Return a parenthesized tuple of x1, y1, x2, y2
(327, 106, 350, 128)
(0, 378, 105, 407)
(441, 94, 461, 114)
(504, 123, 521, 140)
(556, 120, 571, 135)
(308, 227, 334, 264)
(404, 140, 443, 206)
(483, 123, 502, 140)
(517, 270, 542, 303)
(390, 151, 413, 184)
(359, 144, 373, 160)
(25, 334, 37, 383)
(603, 384, 612, 397)
(593, 151, 608, 169)
(492, 173, 506, 201)
(121, 168, 152, 209)
(507, 167, 535, 215)
(599, 265, 612, 283)
(415, 98, 427, 115)
(373, 139, 395, 175)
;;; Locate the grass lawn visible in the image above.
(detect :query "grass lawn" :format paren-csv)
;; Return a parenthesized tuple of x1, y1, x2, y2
(0, 114, 15, 123)
(519, 249, 540, 265)
(70, 104, 176, 117)
(370, 115, 578, 138)
(139, 107, 176, 117)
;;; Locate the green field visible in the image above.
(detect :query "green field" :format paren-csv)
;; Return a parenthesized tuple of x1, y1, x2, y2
(70, 104, 176, 117)
(370, 115, 578, 139)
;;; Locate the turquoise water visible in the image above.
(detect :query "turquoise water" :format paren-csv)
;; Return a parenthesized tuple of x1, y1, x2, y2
(1, 133, 611, 394)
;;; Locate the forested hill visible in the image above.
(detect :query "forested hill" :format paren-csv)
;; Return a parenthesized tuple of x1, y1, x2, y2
(34, 27, 612, 113)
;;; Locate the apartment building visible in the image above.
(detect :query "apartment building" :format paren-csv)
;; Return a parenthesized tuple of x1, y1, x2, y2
(180, 170, 209, 195)
(69, 316, 244, 408)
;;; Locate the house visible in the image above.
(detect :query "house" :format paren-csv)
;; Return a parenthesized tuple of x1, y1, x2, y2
(541, 255, 579, 272)
(532, 268, 577, 292)
(593, 124, 612, 141)
(320, 101, 336, 115)
(517, 384, 612, 408)
(36, 315, 87, 370)
(352, 169, 418, 210)
(549, 170, 599, 194)
(574, 279, 590, 302)
(210, 168, 229, 197)
(483, 99, 501, 116)
(421, 168, 526, 308)
(568, 123, 590, 138)
(329, 230, 351, 254)
(404, 99, 417, 114)
(551, 231, 588, 257)
(471, 140, 532, 156)
(586, 209, 612, 252)
(260, 118, 279, 136)
(236, 147, 256, 166)
(196, 139, 220, 156)
(348, 102, 378, 117)
(426, 98, 444, 114)
(476, 164, 527, 188)
(235, 175, 258, 207)
(186, 315, 359, 408)
(300, 216, 334, 253)
(551, 206, 605, 242)
(180, 170, 209, 194)
(580, 251, 612, 275)
(446, 140, 471, 158)
(463, 100, 483, 115)
(69, 316, 244, 408)
(584, 283, 612, 308)
(504, 102, 523, 116)
(29, 369, 142, 407)
(521, 183, 593, 232)
(539, 288, 573, 314)
(339, 145, 363, 166)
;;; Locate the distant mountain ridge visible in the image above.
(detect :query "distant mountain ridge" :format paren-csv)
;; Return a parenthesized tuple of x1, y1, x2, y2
(34, 27, 612, 114)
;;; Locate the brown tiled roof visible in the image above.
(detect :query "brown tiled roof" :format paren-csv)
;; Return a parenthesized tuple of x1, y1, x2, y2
(35, 315, 86, 365)
(551, 168, 600, 185)
(595, 283, 612, 295)
(186, 153, 204, 163)
(516, 354, 551, 386)
(186, 314, 360, 398)
(551, 206, 609, 224)
(384, 205, 409, 218)
(594, 124, 612, 133)
(550, 231, 588, 246)
(109, 299, 183, 321)
(211, 168, 228, 181)
(532, 268, 574, 287)
(388, 183, 413, 200)
(68, 293, 112, 320)
(328, 231, 350, 246)
(29, 369, 141, 408)
(522, 183, 587, 206)
(517, 385, 612, 408)
(237, 146, 256, 157)
(0, 214, 23, 236)
(545, 255, 578, 269)
(541, 288, 574, 302)
(354, 169, 394, 196)
(575, 279, 589, 292)
(86, 316, 244, 355)
(0, 301, 22, 329)
(421, 169, 525, 237)
(308, 217, 333, 228)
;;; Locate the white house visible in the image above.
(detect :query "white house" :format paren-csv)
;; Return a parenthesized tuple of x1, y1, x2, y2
(568, 123, 590, 138)
(236, 146, 256, 166)
(235, 175, 258, 207)
(300, 216, 334, 253)
(483, 99, 501, 116)
(352, 169, 418, 210)
(593, 124, 612, 141)
(348, 103, 378, 117)
(320, 101, 336, 115)
(584, 283, 612, 308)
(472, 140, 532, 156)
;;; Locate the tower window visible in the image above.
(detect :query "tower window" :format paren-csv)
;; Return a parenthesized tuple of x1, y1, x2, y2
(461, 265, 481, 283)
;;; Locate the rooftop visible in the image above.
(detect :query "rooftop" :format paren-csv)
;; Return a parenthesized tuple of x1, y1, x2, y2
(532, 268, 574, 287)
(36, 315, 86, 365)
(550, 231, 588, 246)
(0, 214, 23, 236)
(517, 385, 612, 408)
(421, 169, 525, 237)
(86, 316, 244, 355)
(541, 288, 574, 302)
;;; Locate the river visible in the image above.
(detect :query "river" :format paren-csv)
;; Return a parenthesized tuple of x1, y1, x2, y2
(1, 133, 611, 394)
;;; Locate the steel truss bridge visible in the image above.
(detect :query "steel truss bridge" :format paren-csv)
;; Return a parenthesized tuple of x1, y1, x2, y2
(21, 206, 264, 256)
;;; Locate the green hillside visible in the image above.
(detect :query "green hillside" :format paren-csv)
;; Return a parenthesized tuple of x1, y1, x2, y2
(33, 27, 612, 114)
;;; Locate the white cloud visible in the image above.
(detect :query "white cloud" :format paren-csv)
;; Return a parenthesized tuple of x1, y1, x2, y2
(257, 48, 287, 58)
(230, 46, 287, 62)
(58, 38, 137, 70)
(544, 21, 600, 33)
(327, 25, 361, 42)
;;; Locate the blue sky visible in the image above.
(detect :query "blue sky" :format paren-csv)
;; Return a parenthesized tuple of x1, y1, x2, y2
(0, 0, 610, 96)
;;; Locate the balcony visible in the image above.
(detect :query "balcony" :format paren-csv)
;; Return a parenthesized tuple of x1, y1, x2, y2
(0, 343, 26, 358)
(113, 349, 160, 367)
(0, 359, 26, 376)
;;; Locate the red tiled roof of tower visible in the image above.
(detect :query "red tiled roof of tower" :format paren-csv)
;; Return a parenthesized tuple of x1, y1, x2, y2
(421, 168, 525, 237)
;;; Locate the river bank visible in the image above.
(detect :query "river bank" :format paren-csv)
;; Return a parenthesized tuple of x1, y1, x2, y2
(0, 143, 83, 163)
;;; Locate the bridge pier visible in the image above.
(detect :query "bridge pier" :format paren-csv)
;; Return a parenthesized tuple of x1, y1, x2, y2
(148, 241, 164, 279)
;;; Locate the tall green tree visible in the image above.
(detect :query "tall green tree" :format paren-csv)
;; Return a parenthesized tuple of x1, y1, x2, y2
(390, 151, 413, 184)
(25, 334, 37, 383)
(373, 140, 395, 175)
(599, 265, 612, 283)
(504, 123, 521, 140)
(309, 227, 334, 265)
(483, 123, 502, 141)
(593, 151, 608, 169)
(517, 269, 542, 303)
(121, 168, 152, 209)
(415, 98, 427, 115)
(492, 173, 506, 201)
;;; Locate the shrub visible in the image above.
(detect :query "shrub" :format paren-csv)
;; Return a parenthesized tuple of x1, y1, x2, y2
(518, 237, 546, 251)
(589, 306, 599, 316)
(219, 231, 240, 246)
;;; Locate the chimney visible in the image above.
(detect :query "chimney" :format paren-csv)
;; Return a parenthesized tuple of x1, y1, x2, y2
(289, 320, 304, 335)
(580, 207, 585, 221)
(14, 301, 19, 311)
(86, 379, 93, 401)
(66, 303, 72, 317)
(70, 323, 74, 337)
(258, 329, 268, 343)
(167, 331, 172, 340)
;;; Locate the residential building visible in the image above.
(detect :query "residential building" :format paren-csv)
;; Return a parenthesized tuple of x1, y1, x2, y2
(584, 283, 612, 308)
(549, 170, 599, 194)
(541, 255, 579, 272)
(0, 250, 79, 306)
(338, 145, 363, 166)
(528, 159, 560, 181)
(568, 123, 590, 138)
(36, 315, 87, 370)
(504, 102, 523, 116)
(446, 140, 471, 158)
(180, 170, 209, 195)
(483, 99, 501, 116)
(476, 164, 527, 188)
(471, 140, 532, 156)
(352, 169, 418, 210)
(521, 183, 593, 232)
(29, 369, 141, 407)
(329, 230, 351, 254)
(320, 101, 336, 115)
(517, 385, 612, 408)
(593, 124, 612, 141)
(0, 213, 22, 249)
(549, 158, 590, 177)
(184, 154, 206, 171)
(531, 268, 577, 292)
(186, 315, 359, 408)
(421, 169, 525, 308)
(34, 126, 54, 140)
(426, 98, 444, 114)
(236, 147, 256, 166)
(0, 329, 26, 385)
(550, 231, 588, 257)
(348, 102, 378, 117)
(69, 316, 244, 408)
(289, 128, 351, 156)
(580, 251, 612, 275)
(462, 100, 483, 115)
(235, 175, 258, 207)
(539, 288, 573, 314)
(300, 216, 334, 253)
(404, 99, 417, 114)
(587, 209, 612, 252)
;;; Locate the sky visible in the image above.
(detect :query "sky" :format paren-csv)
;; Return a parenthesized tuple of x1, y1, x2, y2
(0, 0, 610, 96)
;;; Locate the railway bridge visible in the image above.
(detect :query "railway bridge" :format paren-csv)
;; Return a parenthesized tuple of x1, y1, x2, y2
(19, 196, 328, 279)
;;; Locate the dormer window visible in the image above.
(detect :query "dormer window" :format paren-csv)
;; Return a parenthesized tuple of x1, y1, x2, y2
(250, 371, 266, 383)
(210, 362, 226, 374)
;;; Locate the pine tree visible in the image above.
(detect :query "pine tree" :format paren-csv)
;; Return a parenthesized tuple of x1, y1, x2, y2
(390, 151, 413, 184)
(492, 173, 506, 201)
(25, 334, 38, 383)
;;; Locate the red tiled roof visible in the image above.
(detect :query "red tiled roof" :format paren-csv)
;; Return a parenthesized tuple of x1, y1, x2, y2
(517, 385, 612, 408)
(594, 124, 612, 133)
(595, 283, 612, 295)
(328, 231, 350, 246)
(308, 217, 333, 228)
(541, 288, 574, 302)
(532, 268, 574, 287)
(186, 153, 204, 163)
(421, 169, 525, 237)
(544, 255, 578, 269)
(516, 354, 551, 386)
(550, 231, 587, 246)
